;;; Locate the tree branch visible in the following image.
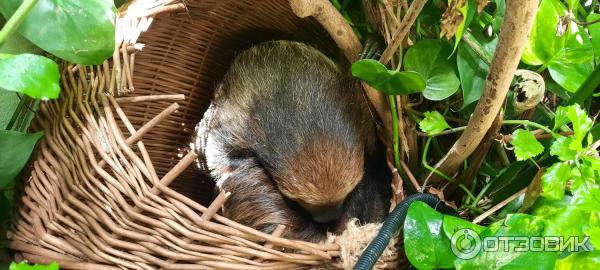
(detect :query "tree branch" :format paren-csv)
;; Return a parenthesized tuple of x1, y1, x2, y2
(426, 0, 539, 184)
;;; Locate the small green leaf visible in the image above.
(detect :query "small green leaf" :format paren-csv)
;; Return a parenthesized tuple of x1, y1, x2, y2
(404, 39, 461, 100)
(511, 129, 544, 161)
(566, 104, 593, 150)
(0, 0, 116, 65)
(549, 136, 578, 161)
(556, 251, 600, 270)
(0, 131, 43, 188)
(553, 105, 571, 131)
(0, 54, 60, 99)
(540, 162, 571, 200)
(9, 261, 59, 270)
(351, 59, 426, 95)
(452, 0, 478, 53)
(404, 201, 456, 270)
(419, 111, 451, 135)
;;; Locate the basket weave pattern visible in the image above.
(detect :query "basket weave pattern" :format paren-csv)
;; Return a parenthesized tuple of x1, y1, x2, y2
(8, 0, 350, 269)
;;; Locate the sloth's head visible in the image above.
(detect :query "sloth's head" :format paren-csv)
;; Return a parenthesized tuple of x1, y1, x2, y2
(273, 136, 364, 223)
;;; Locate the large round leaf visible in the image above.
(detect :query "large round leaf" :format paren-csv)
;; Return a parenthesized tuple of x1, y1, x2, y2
(404, 201, 456, 270)
(0, 53, 60, 99)
(520, 0, 594, 92)
(404, 39, 460, 100)
(0, 0, 116, 65)
(0, 130, 43, 188)
(351, 59, 426, 95)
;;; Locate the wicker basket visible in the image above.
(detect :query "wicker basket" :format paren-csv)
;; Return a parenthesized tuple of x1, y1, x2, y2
(8, 0, 398, 269)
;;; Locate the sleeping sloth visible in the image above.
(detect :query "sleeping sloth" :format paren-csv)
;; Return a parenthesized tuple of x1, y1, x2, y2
(194, 40, 390, 241)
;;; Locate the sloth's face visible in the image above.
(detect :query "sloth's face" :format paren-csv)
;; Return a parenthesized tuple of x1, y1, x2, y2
(274, 139, 365, 224)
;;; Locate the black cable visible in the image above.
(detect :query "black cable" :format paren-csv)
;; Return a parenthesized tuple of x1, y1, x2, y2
(353, 193, 456, 270)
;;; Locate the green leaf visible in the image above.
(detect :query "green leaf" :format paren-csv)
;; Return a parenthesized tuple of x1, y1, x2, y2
(556, 251, 600, 270)
(588, 14, 600, 62)
(585, 227, 600, 249)
(0, 54, 60, 99)
(419, 111, 451, 135)
(9, 261, 59, 270)
(510, 129, 544, 161)
(455, 214, 554, 270)
(404, 39, 461, 100)
(535, 202, 590, 241)
(0, 32, 42, 55)
(442, 215, 486, 241)
(0, 90, 20, 129)
(0, 130, 43, 188)
(521, 0, 594, 92)
(404, 201, 456, 270)
(491, 0, 506, 33)
(540, 162, 571, 200)
(452, 0, 478, 53)
(550, 136, 578, 161)
(566, 104, 593, 150)
(456, 34, 498, 108)
(0, 0, 116, 65)
(351, 59, 426, 95)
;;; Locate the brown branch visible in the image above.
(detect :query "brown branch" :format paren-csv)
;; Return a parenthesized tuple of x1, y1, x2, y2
(289, 0, 393, 142)
(426, 0, 539, 184)
(473, 187, 527, 224)
(379, 0, 428, 64)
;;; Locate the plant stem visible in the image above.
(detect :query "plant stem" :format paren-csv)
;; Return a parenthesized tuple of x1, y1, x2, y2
(463, 32, 491, 66)
(388, 95, 401, 169)
(421, 137, 454, 190)
(502, 119, 554, 135)
(0, 0, 39, 46)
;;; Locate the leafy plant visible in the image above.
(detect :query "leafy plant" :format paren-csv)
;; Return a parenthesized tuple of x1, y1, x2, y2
(352, 59, 426, 95)
(404, 39, 461, 100)
(10, 261, 59, 270)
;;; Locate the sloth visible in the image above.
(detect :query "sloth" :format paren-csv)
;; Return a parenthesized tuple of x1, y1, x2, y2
(194, 40, 390, 241)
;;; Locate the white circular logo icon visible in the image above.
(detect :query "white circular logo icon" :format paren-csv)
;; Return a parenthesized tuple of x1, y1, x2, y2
(451, 228, 482, 260)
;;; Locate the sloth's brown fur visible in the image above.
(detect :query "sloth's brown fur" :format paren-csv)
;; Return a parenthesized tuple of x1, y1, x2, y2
(195, 40, 390, 241)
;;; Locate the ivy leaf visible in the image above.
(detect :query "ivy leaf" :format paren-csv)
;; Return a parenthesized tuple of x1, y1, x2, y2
(540, 162, 571, 200)
(566, 104, 593, 150)
(404, 39, 461, 100)
(511, 129, 544, 161)
(0, 0, 116, 65)
(520, 0, 593, 92)
(549, 136, 578, 161)
(9, 261, 59, 270)
(404, 201, 456, 270)
(419, 111, 451, 135)
(0, 54, 60, 99)
(553, 105, 571, 131)
(0, 131, 43, 188)
(556, 251, 600, 270)
(456, 33, 498, 108)
(351, 59, 426, 95)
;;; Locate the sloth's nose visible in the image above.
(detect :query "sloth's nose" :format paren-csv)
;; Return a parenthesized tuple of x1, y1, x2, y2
(311, 203, 344, 223)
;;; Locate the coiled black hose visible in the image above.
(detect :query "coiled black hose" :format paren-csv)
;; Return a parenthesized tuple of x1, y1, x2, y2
(353, 193, 456, 270)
